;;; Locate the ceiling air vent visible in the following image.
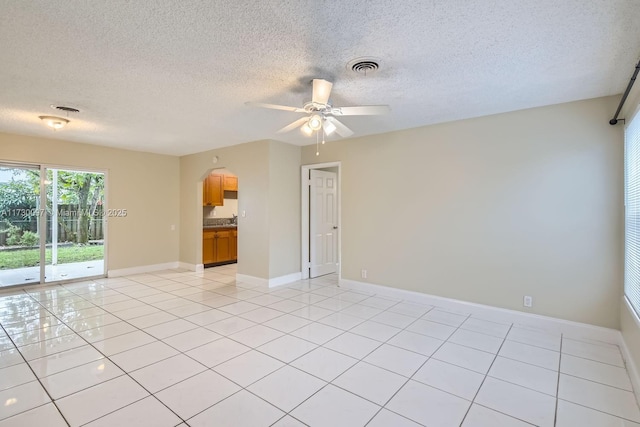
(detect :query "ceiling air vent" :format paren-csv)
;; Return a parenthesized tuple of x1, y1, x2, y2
(51, 105, 80, 113)
(347, 57, 380, 76)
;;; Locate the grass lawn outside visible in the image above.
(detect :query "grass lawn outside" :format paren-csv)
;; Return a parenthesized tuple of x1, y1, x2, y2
(0, 245, 104, 269)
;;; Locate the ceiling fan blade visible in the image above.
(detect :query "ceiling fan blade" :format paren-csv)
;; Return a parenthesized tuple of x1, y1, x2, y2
(245, 102, 306, 113)
(326, 117, 354, 138)
(276, 117, 309, 133)
(312, 79, 333, 105)
(332, 105, 390, 116)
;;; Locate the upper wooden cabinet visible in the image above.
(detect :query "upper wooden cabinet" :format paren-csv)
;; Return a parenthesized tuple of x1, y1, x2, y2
(203, 173, 237, 206)
(203, 173, 224, 206)
(223, 175, 238, 191)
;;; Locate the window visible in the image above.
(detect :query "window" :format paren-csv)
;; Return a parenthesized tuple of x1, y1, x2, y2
(625, 106, 640, 315)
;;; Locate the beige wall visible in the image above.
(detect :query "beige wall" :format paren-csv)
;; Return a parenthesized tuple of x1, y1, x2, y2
(268, 141, 302, 278)
(180, 140, 270, 278)
(0, 132, 180, 271)
(302, 96, 623, 328)
(179, 139, 301, 280)
(205, 198, 238, 219)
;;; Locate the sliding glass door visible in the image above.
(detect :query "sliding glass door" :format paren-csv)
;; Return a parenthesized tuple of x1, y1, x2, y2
(44, 168, 105, 283)
(0, 164, 42, 287)
(0, 163, 106, 288)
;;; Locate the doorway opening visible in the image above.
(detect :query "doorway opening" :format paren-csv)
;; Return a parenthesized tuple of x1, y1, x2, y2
(201, 168, 238, 269)
(301, 162, 341, 280)
(0, 163, 106, 288)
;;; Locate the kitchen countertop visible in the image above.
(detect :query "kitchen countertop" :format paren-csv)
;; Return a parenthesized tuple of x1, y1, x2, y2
(203, 225, 237, 229)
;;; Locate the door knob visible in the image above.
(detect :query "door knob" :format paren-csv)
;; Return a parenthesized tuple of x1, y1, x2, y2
(333, 226, 338, 229)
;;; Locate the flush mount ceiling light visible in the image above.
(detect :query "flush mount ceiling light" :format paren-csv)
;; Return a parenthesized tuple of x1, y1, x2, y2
(39, 116, 69, 130)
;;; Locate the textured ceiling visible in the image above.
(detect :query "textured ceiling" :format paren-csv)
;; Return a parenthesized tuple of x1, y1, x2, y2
(0, 0, 639, 156)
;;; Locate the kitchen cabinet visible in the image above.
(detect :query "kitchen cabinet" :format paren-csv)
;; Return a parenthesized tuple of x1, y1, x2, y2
(203, 227, 237, 265)
(231, 229, 237, 260)
(203, 230, 216, 264)
(223, 175, 238, 191)
(203, 174, 223, 206)
(214, 230, 232, 262)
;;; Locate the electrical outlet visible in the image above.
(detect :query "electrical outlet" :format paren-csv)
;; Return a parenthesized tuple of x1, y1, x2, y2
(361, 269, 367, 279)
(523, 295, 533, 308)
(170, 224, 175, 231)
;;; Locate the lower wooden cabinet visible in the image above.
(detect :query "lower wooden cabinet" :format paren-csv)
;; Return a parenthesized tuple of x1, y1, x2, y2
(203, 231, 216, 264)
(231, 229, 237, 260)
(214, 230, 231, 262)
(203, 227, 237, 265)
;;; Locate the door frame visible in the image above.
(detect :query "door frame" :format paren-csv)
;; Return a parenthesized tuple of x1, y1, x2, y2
(301, 161, 341, 281)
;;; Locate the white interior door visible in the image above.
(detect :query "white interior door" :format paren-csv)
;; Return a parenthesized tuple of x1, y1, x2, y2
(310, 169, 338, 278)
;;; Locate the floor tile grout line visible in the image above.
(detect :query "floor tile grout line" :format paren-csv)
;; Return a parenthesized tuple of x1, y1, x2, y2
(557, 351, 627, 369)
(0, 401, 55, 424)
(268, 414, 310, 427)
(0, 322, 72, 427)
(17, 288, 192, 426)
(459, 322, 513, 426)
(3, 269, 637, 426)
(555, 396, 640, 424)
(490, 336, 561, 354)
(8, 272, 536, 422)
(0, 292, 166, 425)
(562, 335, 625, 351)
(554, 334, 563, 426)
(469, 402, 538, 426)
(364, 310, 475, 427)
(162, 282, 416, 423)
(75, 347, 191, 424)
(558, 371, 636, 393)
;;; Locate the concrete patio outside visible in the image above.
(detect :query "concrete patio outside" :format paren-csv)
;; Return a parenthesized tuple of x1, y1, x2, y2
(0, 260, 104, 288)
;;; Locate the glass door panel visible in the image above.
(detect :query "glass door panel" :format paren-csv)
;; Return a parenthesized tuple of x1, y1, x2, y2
(44, 168, 105, 283)
(0, 165, 41, 288)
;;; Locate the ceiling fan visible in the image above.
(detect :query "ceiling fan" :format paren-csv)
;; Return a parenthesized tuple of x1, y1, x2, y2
(246, 79, 390, 139)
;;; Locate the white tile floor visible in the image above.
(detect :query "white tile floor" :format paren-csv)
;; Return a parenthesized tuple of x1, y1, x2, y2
(0, 265, 639, 426)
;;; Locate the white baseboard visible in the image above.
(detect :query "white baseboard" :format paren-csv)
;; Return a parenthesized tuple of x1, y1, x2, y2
(235, 274, 268, 287)
(269, 272, 302, 288)
(340, 279, 620, 344)
(108, 262, 179, 277)
(620, 298, 640, 407)
(177, 262, 204, 272)
(619, 330, 640, 407)
(235, 272, 302, 288)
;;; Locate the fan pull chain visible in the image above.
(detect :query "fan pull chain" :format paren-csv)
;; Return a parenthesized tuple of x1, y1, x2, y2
(322, 126, 326, 145)
(316, 131, 319, 156)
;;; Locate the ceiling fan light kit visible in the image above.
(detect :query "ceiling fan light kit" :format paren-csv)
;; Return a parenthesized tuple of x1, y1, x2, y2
(323, 119, 337, 136)
(308, 114, 323, 131)
(246, 77, 391, 154)
(301, 122, 313, 136)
